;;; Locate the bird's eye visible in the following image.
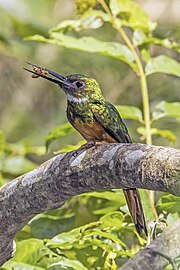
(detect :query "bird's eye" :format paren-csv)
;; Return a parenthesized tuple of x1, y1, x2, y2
(75, 81, 84, 88)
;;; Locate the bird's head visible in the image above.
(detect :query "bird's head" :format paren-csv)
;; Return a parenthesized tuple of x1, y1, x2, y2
(24, 63, 104, 103)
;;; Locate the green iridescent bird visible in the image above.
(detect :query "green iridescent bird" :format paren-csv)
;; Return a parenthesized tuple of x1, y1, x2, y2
(24, 63, 147, 236)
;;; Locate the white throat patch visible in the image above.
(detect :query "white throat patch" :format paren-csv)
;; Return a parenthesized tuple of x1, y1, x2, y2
(67, 94, 89, 103)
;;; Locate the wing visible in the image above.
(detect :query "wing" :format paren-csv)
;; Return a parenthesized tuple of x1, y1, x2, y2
(90, 101, 131, 143)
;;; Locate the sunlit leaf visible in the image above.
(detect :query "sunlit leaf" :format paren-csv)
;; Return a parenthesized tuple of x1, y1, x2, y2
(48, 258, 88, 270)
(86, 229, 126, 248)
(3, 156, 37, 175)
(132, 29, 148, 46)
(132, 31, 180, 53)
(157, 194, 180, 214)
(50, 10, 109, 32)
(137, 127, 176, 143)
(26, 34, 137, 71)
(152, 101, 180, 121)
(45, 122, 74, 149)
(10, 239, 44, 264)
(100, 211, 124, 231)
(46, 221, 101, 247)
(116, 105, 143, 122)
(3, 261, 45, 270)
(145, 55, 180, 76)
(110, 0, 156, 32)
(139, 190, 157, 221)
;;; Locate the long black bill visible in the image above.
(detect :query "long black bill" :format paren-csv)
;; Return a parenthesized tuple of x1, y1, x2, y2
(23, 62, 70, 87)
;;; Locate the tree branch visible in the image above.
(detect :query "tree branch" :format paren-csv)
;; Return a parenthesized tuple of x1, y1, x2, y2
(120, 219, 180, 270)
(0, 143, 180, 266)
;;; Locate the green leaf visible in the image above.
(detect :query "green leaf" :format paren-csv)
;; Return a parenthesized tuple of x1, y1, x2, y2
(30, 215, 75, 239)
(157, 194, 180, 214)
(132, 29, 148, 46)
(132, 32, 180, 53)
(80, 190, 126, 215)
(137, 127, 176, 143)
(26, 34, 137, 71)
(3, 156, 37, 175)
(110, 0, 156, 32)
(100, 211, 124, 231)
(50, 10, 109, 33)
(139, 190, 157, 221)
(45, 122, 74, 149)
(152, 101, 180, 121)
(11, 239, 44, 264)
(48, 258, 88, 270)
(145, 55, 180, 76)
(46, 221, 101, 248)
(3, 261, 45, 270)
(115, 105, 143, 122)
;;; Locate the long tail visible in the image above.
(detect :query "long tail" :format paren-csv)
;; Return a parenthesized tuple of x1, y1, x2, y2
(123, 189, 147, 236)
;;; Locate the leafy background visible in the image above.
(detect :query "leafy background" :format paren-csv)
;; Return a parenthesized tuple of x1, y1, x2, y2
(0, 0, 180, 269)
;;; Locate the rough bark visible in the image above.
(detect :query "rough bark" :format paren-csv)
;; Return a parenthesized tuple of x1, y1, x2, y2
(0, 143, 180, 266)
(120, 219, 180, 270)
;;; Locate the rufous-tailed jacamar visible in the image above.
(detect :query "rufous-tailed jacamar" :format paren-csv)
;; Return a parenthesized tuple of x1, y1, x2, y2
(24, 63, 147, 236)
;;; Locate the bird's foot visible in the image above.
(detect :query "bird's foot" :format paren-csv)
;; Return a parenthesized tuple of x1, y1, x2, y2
(72, 141, 96, 157)
(72, 141, 109, 157)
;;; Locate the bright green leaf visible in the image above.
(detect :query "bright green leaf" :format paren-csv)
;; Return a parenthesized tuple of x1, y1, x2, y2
(139, 190, 157, 221)
(132, 29, 148, 46)
(11, 239, 44, 264)
(48, 258, 88, 270)
(110, 0, 156, 32)
(147, 37, 180, 53)
(3, 261, 45, 270)
(115, 105, 143, 122)
(87, 229, 127, 248)
(3, 156, 37, 175)
(145, 55, 180, 76)
(50, 10, 109, 33)
(46, 221, 101, 248)
(100, 211, 124, 231)
(45, 122, 74, 149)
(157, 194, 180, 214)
(152, 101, 180, 121)
(137, 127, 176, 143)
(26, 34, 137, 71)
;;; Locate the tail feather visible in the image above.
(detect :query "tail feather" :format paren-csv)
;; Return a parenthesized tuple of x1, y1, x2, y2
(123, 189, 147, 236)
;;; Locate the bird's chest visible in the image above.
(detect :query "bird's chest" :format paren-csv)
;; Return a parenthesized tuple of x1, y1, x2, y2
(66, 102, 94, 125)
(66, 102, 116, 143)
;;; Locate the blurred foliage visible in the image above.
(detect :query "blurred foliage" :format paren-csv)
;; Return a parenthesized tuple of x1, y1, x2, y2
(0, 0, 180, 269)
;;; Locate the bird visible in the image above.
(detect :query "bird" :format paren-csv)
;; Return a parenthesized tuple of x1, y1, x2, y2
(24, 63, 147, 236)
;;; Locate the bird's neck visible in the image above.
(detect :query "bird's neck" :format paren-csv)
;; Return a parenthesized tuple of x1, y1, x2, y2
(66, 92, 105, 104)
(67, 93, 89, 104)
